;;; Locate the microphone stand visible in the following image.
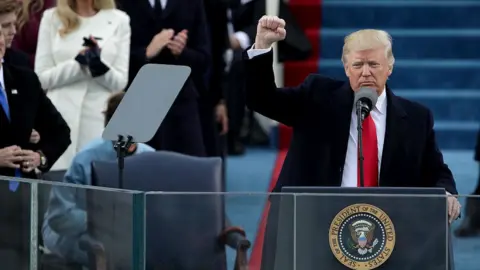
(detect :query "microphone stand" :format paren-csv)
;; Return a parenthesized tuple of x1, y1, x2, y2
(113, 135, 134, 189)
(356, 103, 366, 188)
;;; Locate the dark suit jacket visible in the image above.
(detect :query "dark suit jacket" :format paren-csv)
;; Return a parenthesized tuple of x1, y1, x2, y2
(204, 0, 229, 106)
(232, 0, 312, 61)
(117, 0, 210, 99)
(245, 50, 457, 194)
(3, 48, 31, 69)
(0, 64, 71, 176)
(0, 64, 70, 252)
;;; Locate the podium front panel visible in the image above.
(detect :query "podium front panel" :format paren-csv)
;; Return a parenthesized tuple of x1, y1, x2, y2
(271, 193, 448, 270)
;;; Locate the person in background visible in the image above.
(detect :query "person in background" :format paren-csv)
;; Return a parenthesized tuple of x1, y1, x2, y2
(0, 24, 71, 269)
(42, 91, 154, 268)
(117, 0, 210, 157)
(12, 0, 56, 68)
(0, 0, 29, 68)
(201, 0, 230, 158)
(35, 0, 131, 174)
(455, 133, 480, 237)
(223, 0, 252, 155)
(0, 0, 44, 158)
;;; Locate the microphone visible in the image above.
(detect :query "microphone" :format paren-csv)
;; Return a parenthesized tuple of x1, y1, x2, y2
(354, 87, 378, 121)
(354, 87, 378, 187)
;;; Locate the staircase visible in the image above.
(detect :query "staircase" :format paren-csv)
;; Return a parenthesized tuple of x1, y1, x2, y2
(276, 0, 480, 150)
(272, 0, 321, 150)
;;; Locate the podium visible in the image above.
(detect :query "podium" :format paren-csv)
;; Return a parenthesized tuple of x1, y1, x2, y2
(263, 187, 450, 270)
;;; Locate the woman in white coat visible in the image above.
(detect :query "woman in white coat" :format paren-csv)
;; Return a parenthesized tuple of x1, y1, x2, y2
(35, 0, 130, 171)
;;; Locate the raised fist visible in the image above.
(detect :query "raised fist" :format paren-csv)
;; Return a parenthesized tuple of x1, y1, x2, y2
(254, 16, 286, 49)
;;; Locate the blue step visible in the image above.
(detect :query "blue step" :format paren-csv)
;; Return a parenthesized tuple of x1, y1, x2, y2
(395, 90, 480, 121)
(322, 1, 480, 29)
(318, 59, 480, 89)
(268, 122, 478, 150)
(434, 122, 478, 150)
(320, 29, 480, 59)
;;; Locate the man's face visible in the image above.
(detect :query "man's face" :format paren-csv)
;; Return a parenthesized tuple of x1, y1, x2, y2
(344, 47, 392, 95)
(0, 12, 17, 48)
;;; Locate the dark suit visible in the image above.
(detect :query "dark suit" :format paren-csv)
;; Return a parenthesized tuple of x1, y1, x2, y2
(118, 0, 210, 156)
(245, 50, 458, 270)
(3, 48, 30, 69)
(200, 0, 229, 157)
(0, 64, 71, 269)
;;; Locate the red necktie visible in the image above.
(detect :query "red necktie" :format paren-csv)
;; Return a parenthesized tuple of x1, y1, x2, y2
(358, 115, 378, 187)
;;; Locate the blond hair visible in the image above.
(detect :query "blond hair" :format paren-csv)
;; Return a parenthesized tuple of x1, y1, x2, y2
(342, 29, 395, 68)
(17, 0, 45, 31)
(56, 0, 116, 36)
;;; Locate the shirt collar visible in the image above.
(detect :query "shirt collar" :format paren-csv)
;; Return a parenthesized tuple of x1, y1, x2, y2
(374, 87, 387, 114)
(0, 64, 4, 88)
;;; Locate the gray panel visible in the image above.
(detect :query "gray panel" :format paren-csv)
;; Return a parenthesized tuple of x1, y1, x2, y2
(103, 64, 191, 143)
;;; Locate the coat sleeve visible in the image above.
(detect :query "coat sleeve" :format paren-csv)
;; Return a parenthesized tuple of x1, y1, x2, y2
(34, 9, 89, 90)
(244, 49, 311, 127)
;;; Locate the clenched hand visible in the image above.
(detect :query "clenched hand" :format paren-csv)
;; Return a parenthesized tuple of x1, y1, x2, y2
(254, 15, 286, 49)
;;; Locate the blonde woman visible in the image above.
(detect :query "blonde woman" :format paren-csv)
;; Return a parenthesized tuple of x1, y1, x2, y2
(35, 0, 130, 172)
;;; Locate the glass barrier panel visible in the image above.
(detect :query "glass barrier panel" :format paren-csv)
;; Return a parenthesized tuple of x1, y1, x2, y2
(3, 182, 463, 270)
(0, 176, 35, 269)
(293, 193, 450, 270)
(143, 192, 293, 270)
(34, 178, 145, 270)
(451, 194, 480, 270)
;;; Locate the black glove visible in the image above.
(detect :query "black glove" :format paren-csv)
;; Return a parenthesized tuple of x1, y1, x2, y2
(74, 53, 88, 65)
(77, 37, 110, 77)
(84, 47, 110, 77)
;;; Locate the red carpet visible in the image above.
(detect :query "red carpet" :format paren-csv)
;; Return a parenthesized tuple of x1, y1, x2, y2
(248, 0, 321, 266)
(248, 150, 287, 269)
(278, 1, 321, 150)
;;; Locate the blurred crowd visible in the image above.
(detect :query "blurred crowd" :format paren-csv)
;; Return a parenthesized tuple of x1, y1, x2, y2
(0, 0, 316, 183)
(0, 0, 312, 268)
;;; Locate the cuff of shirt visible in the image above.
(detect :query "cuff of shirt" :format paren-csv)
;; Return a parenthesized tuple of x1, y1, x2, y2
(246, 45, 272, 59)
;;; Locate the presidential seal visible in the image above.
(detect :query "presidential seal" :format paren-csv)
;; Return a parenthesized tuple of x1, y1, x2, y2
(329, 204, 396, 270)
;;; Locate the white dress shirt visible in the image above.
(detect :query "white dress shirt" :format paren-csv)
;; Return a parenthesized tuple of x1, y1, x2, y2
(149, 0, 167, 9)
(341, 90, 386, 187)
(0, 65, 7, 108)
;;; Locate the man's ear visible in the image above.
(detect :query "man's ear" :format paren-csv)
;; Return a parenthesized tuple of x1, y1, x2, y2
(344, 63, 350, 78)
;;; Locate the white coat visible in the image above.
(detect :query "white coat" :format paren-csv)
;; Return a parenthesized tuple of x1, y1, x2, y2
(35, 8, 130, 171)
